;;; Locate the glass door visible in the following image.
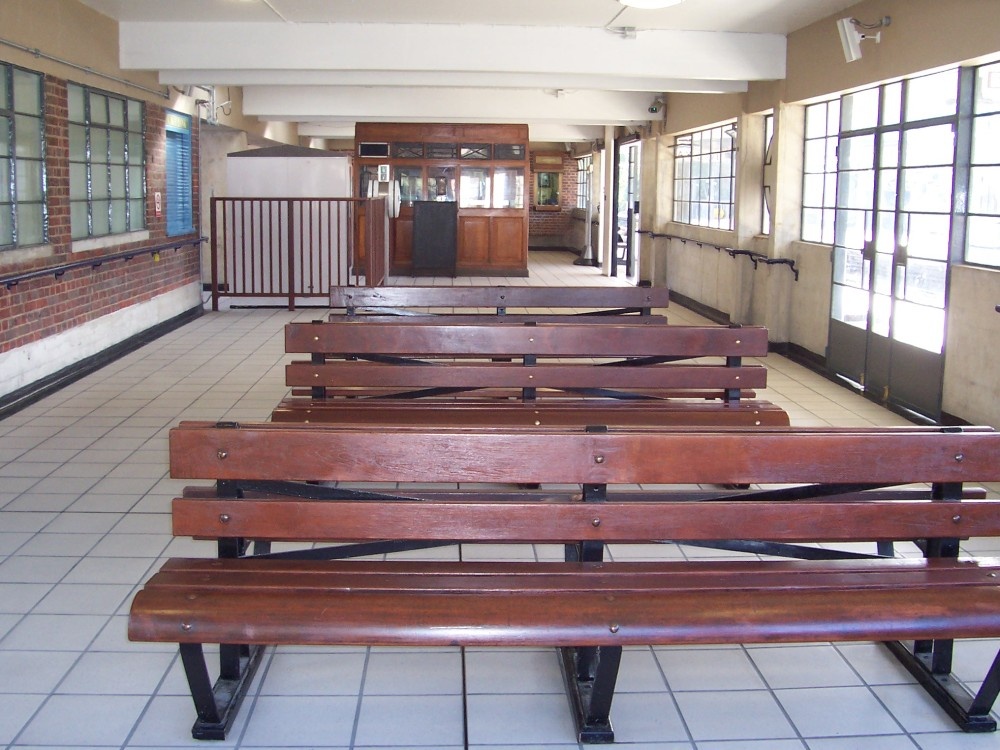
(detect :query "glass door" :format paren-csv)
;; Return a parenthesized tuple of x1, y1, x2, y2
(828, 70, 959, 420)
(615, 140, 641, 279)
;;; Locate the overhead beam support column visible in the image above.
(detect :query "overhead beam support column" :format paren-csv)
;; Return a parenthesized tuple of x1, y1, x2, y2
(602, 125, 616, 277)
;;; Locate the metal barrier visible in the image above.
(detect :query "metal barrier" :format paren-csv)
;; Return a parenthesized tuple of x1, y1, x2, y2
(209, 197, 388, 311)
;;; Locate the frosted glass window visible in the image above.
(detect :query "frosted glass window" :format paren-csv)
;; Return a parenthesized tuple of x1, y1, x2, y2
(0, 63, 46, 250)
(69, 83, 145, 239)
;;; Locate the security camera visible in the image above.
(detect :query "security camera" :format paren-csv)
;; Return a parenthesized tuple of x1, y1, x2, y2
(837, 16, 890, 63)
(648, 98, 664, 114)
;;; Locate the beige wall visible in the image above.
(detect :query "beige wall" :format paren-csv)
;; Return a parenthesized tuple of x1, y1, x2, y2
(786, 0, 1000, 104)
(663, 93, 744, 136)
(0, 0, 298, 146)
(199, 128, 251, 279)
(650, 0, 1000, 427)
(0, 0, 161, 101)
(942, 266, 1000, 425)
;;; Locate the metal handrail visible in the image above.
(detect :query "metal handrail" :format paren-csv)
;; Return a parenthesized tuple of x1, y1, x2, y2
(1, 236, 206, 290)
(638, 231, 799, 281)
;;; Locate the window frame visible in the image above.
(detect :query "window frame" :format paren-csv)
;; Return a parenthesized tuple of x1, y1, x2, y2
(761, 112, 774, 235)
(0, 62, 47, 250)
(966, 60, 1000, 268)
(801, 98, 841, 244)
(672, 122, 737, 231)
(68, 82, 146, 241)
(576, 154, 592, 210)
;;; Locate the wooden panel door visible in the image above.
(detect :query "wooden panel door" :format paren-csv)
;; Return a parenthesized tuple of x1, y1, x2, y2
(354, 203, 367, 270)
(393, 216, 413, 267)
(491, 215, 526, 266)
(459, 215, 490, 266)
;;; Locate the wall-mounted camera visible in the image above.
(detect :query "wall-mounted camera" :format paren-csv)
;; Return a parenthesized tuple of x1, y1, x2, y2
(837, 16, 890, 63)
(648, 97, 664, 114)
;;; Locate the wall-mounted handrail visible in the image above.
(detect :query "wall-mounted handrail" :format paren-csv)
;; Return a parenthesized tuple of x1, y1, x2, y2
(1, 237, 207, 290)
(637, 230, 799, 281)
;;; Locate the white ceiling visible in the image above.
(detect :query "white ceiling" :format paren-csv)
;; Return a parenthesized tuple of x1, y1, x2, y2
(79, 0, 858, 142)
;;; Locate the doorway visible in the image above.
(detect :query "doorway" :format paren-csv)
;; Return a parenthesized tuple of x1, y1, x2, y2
(827, 70, 960, 420)
(614, 139, 641, 280)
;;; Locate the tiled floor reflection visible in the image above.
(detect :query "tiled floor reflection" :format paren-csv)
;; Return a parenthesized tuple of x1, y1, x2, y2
(1, 250, 998, 749)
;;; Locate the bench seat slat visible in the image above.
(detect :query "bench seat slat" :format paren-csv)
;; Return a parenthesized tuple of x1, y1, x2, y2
(333, 314, 670, 325)
(270, 399, 789, 427)
(129, 558, 1000, 647)
(330, 285, 671, 311)
(285, 362, 768, 390)
(284, 388, 761, 401)
(143, 557, 1000, 591)
(172, 497, 1000, 543)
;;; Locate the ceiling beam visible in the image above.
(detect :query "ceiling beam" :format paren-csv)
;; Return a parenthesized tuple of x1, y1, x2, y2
(294, 122, 607, 143)
(119, 22, 786, 82)
(158, 69, 749, 95)
(242, 86, 665, 125)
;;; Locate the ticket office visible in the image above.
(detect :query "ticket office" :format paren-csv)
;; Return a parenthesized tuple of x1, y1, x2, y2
(356, 124, 530, 276)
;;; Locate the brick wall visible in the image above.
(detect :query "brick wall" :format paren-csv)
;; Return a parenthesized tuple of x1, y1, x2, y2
(528, 152, 577, 246)
(0, 68, 202, 358)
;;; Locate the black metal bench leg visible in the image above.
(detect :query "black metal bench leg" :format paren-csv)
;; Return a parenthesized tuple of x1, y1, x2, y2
(883, 639, 998, 732)
(559, 645, 621, 743)
(560, 470, 619, 742)
(882, 501, 998, 731)
(179, 642, 266, 740)
(970, 648, 1000, 717)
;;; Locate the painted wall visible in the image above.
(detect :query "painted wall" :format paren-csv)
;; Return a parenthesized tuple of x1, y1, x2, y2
(0, 2, 203, 401)
(198, 129, 251, 280)
(0, 0, 306, 404)
(650, 0, 1000, 427)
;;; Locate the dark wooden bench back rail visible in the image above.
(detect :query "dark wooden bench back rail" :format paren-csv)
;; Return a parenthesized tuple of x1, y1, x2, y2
(330, 284, 670, 317)
(173, 494, 1000, 544)
(167, 422, 992, 485)
(288, 319, 760, 358)
(130, 421, 1000, 741)
(276, 320, 787, 427)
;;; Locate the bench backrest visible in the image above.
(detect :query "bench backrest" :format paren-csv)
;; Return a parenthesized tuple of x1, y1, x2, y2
(284, 320, 769, 399)
(329, 285, 670, 315)
(169, 422, 1000, 545)
(171, 422, 999, 485)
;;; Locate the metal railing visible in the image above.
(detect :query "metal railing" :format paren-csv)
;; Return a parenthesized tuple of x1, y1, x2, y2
(209, 197, 388, 311)
(1, 237, 206, 289)
(641, 231, 800, 280)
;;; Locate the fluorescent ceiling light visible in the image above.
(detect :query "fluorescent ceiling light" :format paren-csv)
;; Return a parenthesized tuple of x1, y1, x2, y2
(619, 0, 686, 8)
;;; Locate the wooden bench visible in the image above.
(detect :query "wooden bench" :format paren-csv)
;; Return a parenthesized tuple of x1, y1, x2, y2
(329, 284, 671, 323)
(272, 319, 789, 427)
(130, 421, 1000, 741)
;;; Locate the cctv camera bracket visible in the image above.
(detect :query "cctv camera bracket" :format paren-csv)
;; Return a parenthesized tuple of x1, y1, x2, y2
(838, 15, 889, 63)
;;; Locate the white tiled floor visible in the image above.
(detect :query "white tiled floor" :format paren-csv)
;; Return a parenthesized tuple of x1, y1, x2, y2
(1, 250, 999, 749)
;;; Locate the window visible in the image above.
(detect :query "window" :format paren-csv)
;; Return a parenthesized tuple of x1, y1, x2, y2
(762, 113, 774, 235)
(492, 167, 524, 209)
(831, 70, 959, 354)
(576, 155, 592, 209)
(968, 61, 1000, 267)
(165, 110, 194, 236)
(68, 83, 145, 240)
(459, 166, 490, 208)
(801, 99, 840, 243)
(672, 123, 737, 230)
(0, 63, 46, 249)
